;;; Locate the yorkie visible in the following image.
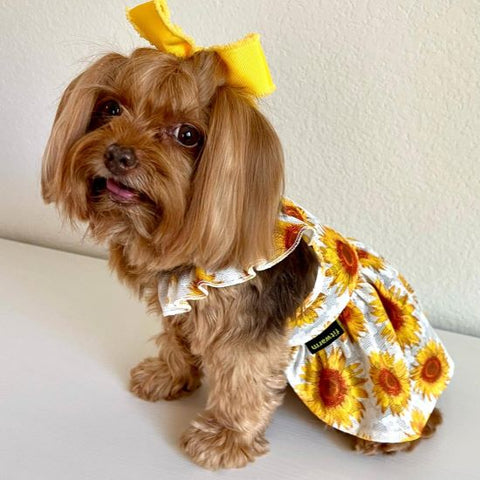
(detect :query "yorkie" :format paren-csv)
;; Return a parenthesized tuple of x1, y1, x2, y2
(41, 0, 453, 469)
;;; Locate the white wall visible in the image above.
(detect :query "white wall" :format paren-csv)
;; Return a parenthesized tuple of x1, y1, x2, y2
(1, 0, 479, 336)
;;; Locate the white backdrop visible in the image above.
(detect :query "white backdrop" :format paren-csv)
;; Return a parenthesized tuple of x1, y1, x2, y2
(0, 0, 479, 336)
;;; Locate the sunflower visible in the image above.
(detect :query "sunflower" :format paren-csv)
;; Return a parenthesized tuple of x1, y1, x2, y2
(289, 293, 326, 330)
(357, 249, 385, 271)
(295, 348, 367, 429)
(370, 281, 420, 348)
(282, 199, 311, 225)
(369, 352, 411, 415)
(320, 227, 359, 294)
(409, 409, 427, 438)
(412, 341, 451, 399)
(338, 302, 367, 342)
(189, 268, 217, 296)
(399, 273, 416, 298)
(273, 220, 304, 256)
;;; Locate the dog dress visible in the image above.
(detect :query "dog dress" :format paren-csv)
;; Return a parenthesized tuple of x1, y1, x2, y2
(157, 198, 454, 443)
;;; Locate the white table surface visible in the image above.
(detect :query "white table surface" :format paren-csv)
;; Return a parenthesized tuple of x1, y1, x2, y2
(0, 238, 478, 480)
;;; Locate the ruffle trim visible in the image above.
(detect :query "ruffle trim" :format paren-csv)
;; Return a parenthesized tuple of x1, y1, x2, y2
(158, 221, 319, 317)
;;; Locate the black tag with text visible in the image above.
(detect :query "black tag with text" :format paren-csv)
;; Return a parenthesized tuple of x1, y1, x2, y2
(305, 320, 344, 354)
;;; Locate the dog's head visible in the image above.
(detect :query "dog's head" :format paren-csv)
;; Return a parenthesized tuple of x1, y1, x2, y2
(42, 48, 284, 270)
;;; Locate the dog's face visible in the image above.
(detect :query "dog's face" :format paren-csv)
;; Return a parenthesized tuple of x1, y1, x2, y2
(42, 48, 284, 270)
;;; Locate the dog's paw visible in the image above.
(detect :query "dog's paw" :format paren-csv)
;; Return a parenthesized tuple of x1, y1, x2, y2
(354, 438, 415, 455)
(129, 357, 200, 402)
(180, 419, 269, 470)
(354, 408, 443, 455)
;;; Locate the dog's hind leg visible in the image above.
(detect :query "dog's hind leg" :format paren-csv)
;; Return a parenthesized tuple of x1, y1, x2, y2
(353, 408, 443, 455)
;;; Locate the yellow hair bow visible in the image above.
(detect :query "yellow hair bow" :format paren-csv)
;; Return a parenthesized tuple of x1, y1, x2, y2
(126, 0, 275, 97)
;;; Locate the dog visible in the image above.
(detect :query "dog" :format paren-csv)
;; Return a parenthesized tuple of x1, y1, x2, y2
(41, 5, 453, 470)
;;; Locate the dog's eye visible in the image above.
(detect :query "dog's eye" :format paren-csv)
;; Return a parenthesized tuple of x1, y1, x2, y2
(100, 99, 122, 117)
(173, 124, 202, 148)
(88, 99, 123, 131)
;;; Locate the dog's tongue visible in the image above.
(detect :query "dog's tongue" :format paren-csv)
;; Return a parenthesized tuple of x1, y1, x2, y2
(106, 178, 136, 200)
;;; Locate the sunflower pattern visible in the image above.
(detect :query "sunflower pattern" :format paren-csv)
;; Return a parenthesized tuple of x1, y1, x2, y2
(281, 198, 315, 227)
(294, 348, 367, 429)
(370, 280, 421, 348)
(338, 301, 367, 342)
(369, 352, 411, 415)
(189, 268, 217, 296)
(357, 248, 385, 271)
(273, 220, 304, 255)
(411, 341, 451, 399)
(289, 293, 326, 330)
(320, 226, 359, 295)
(156, 197, 454, 443)
(409, 409, 427, 438)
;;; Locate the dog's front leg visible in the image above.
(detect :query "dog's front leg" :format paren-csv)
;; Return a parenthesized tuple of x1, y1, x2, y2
(181, 336, 289, 470)
(130, 315, 201, 401)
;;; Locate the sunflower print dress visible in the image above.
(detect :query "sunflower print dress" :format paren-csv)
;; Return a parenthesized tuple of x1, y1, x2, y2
(157, 198, 454, 443)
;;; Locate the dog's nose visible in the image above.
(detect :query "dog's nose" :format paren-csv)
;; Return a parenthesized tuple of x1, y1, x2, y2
(104, 144, 137, 174)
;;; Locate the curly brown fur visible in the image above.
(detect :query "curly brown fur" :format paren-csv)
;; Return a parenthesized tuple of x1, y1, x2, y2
(42, 47, 442, 469)
(130, 322, 202, 402)
(129, 240, 318, 468)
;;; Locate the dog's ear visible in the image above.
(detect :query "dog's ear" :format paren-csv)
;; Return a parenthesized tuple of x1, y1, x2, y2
(184, 82, 285, 270)
(41, 53, 126, 208)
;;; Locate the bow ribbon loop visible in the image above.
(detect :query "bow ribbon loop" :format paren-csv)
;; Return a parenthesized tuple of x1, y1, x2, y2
(127, 0, 275, 97)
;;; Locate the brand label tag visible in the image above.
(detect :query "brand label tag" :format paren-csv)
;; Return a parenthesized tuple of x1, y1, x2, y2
(305, 320, 344, 354)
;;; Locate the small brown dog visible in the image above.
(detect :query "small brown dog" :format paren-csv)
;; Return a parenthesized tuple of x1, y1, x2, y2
(42, 47, 449, 469)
